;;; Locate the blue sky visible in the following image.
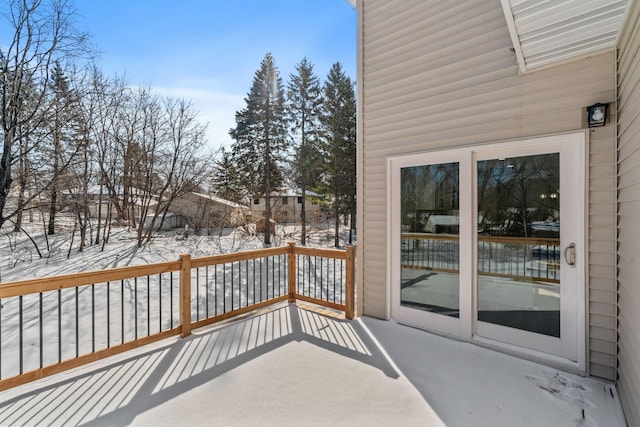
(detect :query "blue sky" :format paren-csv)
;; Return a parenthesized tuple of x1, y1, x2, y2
(74, 0, 357, 149)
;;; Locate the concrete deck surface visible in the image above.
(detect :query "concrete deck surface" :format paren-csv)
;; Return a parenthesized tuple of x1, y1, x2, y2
(0, 303, 627, 426)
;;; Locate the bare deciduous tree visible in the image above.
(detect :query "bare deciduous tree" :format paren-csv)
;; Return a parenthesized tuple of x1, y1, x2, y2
(1, 0, 88, 230)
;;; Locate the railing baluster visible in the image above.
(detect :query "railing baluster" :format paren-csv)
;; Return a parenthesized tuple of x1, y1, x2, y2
(214, 264, 218, 316)
(58, 289, 62, 363)
(39, 292, 43, 369)
(134, 277, 138, 340)
(245, 260, 249, 308)
(206, 266, 209, 318)
(196, 267, 200, 321)
(92, 284, 95, 353)
(75, 287, 79, 358)
(121, 279, 125, 345)
(107, 281, 111, 348)
(170, 272, 174, 328)
(147, 275, 150, 337)
(159, 275, 162, 332)
(19, 295, 23, 374)
(333, 258, 337, 303)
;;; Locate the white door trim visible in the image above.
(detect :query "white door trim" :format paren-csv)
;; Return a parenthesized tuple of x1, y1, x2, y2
(387, 132, 587, 372)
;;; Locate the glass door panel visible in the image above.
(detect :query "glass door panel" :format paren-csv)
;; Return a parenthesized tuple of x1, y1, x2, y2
(400, 163, 460, 317)
(477, 153, 560, 337)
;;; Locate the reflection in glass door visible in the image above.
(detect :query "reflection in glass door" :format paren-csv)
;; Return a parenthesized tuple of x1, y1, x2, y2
(477, 154, 561, 337)
(400, 163, 460, 317)
(390, 133, 585, 367)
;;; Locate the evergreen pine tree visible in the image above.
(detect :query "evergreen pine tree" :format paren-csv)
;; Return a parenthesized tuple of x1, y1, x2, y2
(45, 62, 82, 235)
(320, 62, 357, 247)
(210, 148, 244, 203)
(287, 58, 323, 245)
(230, 53, 288, 245)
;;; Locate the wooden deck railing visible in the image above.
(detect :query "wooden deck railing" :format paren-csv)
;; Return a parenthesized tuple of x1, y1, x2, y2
(0, 243, 355, 391)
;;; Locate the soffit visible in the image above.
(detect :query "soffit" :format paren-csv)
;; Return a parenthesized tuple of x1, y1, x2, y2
(501, 0, 629, 72)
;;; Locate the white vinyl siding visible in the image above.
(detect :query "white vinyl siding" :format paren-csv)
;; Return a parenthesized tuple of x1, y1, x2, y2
(360, 0, 617, 378)
(616, 0, 640, 423)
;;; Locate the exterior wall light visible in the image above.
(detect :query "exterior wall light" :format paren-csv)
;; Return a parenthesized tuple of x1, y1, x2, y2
(587, 103, 608, 127)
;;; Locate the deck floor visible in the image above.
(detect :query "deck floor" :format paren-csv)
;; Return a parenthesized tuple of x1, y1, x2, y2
(0, 303, 627, 426)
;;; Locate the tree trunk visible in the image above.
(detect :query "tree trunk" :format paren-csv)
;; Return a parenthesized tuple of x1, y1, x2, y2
(48, 190, 57, 235)
(301, 189, 307, 245)
(264, 107, 272, 246)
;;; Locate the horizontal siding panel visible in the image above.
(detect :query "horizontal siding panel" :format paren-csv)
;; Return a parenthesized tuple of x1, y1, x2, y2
(589, 214, 616, 228)
(588, 163, 616, 179)
(589, 289, 617, 306)
(589, 190, 616, 204)
(588, 228, 616, 241)
(617, 141, 640, 179)
(589, 363, 616, 381)
(589, 276, 617, 291)
(589, 350, 616, 368)
(589, 301, 617, 317)
(617, 82, 640, 138)
(590, 127, 617, 148)
(590, 150, 616, 166)
(589, 202, 616, 215)
(616, 221, 640, 242)
(589, 337, 617, 355)
(616, 184, 640, 203)
(617, 198, 640, 215)
(589, 325, 616, 342)
(588, 266, 616, 283)
(616, 0, 640, 74)
(617, 113, 640, 157)
(588, 254, 616, 271)
(588, 239, 616, 254)
(366, 4, 504, 70)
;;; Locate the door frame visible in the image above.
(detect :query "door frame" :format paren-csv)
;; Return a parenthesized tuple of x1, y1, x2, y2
(387, 132, 587, 372)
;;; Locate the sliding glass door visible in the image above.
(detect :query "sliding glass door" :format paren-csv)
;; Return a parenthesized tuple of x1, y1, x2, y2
(389, 134, 585, 366)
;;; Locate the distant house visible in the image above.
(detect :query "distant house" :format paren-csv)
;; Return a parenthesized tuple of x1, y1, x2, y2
(167, 192, 250, 231)
(143, 212, 188, 232)
(250, 188, 322, 223)
(62, 185, 157, 222)
(423, 215, 459, 234)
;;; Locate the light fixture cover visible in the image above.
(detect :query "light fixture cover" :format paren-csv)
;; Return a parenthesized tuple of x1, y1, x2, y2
(587, 103, 608, 128)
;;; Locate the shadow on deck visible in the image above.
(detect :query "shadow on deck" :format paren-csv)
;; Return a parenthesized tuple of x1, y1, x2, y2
(0, 303, 626, 426)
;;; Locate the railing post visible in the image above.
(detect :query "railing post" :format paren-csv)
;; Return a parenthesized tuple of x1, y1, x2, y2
(345, 245, 355, 320)
(288, 242, 296, 303)
(180, 254, 192, 338)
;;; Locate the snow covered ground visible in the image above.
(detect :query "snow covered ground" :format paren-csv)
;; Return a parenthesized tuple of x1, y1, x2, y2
(1, 218, 352, 283)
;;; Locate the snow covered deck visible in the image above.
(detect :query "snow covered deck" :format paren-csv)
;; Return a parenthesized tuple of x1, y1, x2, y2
(0, 303, 626, 426)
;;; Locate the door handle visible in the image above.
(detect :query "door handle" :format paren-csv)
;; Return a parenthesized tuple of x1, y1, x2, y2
(564, 243, 576, 267)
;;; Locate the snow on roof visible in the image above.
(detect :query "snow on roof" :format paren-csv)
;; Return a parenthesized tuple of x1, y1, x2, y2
(257, 188, 322, 198)
(427, 215, 459, 226)
(189, 192, 249, 210)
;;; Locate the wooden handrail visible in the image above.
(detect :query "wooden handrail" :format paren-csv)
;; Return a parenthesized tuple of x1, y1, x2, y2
(191, 246, 290, 268)
(292, 245, 348, 259)
(0, 261, 182, 299)
(401, 232, 559, 246)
